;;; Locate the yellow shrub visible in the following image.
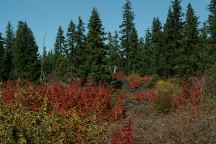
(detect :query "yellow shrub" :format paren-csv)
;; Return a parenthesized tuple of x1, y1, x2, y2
(155, 79, 183, 114)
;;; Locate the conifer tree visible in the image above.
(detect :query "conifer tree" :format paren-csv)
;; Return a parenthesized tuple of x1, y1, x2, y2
(53, 26, 67, 80)
(119, 0, 135, 72)
(163, 0, 184, 77)
(86, 8, 111, 84)
(65, 20, 76, 77)
(74, 17, 86, 77)
(208, 0, 216, 65)
(2, 22, 15, 80)
(12, 21, 40, 81)
(0, 33, 5, 82)
(162, 8, 175, 77)
(199, 22, 210, 71)
(107, 31, 121, 74)
(142, 29, 154, 75)
(151, 17, 164, 76)
(179, 3, 199, 78)
(127, 26, 141, 74)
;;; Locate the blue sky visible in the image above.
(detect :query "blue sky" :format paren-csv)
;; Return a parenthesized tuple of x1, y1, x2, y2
(0, 0, 210, 53)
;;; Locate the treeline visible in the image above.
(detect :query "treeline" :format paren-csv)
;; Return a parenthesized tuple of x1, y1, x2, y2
(0, 0, 216, 84)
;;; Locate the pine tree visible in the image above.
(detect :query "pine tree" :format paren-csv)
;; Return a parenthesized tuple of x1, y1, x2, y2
(86, 8, 111, 84)
(119, 0, 135, 72)
(178, 3, 199, 78)
(53, 26, 67, 80)
(12, 21, 40, 81)
(208, 0, 216, 65)
(39, 44, 46, 81)
(44, 50, 54, 76)
(45, 50, 54, 75)
(2, 22, 15, 81)
(151, 17, 164, 76)
(199, 22, 210, 71)
(162, 8, 175, 77)
(0, 33, 5, 82)
(65, 20, 76, 76)
(66, 21, 76, 56)
(127, 26, 141, 74)
(142, 29, 154, 75)
(107, 31, 121, 74)
(163, 0, 184, 77)
(74, 17, 86, 77)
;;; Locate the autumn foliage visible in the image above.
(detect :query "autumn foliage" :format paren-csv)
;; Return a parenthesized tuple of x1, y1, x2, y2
(0, 74, 214, 143)
(112, 123, 135, 144)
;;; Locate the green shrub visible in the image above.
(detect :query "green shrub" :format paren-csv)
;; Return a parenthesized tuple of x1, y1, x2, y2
(155, 79, 183, 114)
(0, 103, 107, 144)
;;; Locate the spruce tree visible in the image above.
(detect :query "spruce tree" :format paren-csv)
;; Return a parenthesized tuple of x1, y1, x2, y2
(44, 50, 54, 76)
(151, 17, 165, 76)
(12, 21, 40, 81)
(119, 0, 135, 72)
(74, 17, 86, 77)
(179, 3, 199, 78)
(2, 22, 15, 80)
(0, 33, 5, 82)
(66, 21, 76, 55)
(208, 0, 216, 65)
(127, 26, 141, 74)
(142, 29, 154, 75)
(86, 8, 111, 84)
(199, 22, 210, 71)
(162, 8, 175, 77)
(163, 0, 184, 77)
(107, 31, 121, 74)
(53, 26, 67, 80)
(65, 20, 76, 77)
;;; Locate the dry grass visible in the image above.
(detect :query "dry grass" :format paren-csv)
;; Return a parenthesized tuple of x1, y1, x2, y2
(99, 99, 216, 144)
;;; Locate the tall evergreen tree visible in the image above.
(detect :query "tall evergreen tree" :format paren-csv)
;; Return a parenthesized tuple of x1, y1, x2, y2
(208, 0, 216, 65)
(39, 44, 47, 81)
(119, 0, 135, 71)
(44, 50, 54, 76)
(0, 33, 5, 82)
(2, 22, 15, 80)
(142, 29, 154, 75)
(107, 31, 121, 74)
(127, 26, 141, 74)
(178, 3, 199, 78)
(66, 20, 76, 56)
(163, 0, 184, 77)
(199, 22, 210, 71)
(74, 17, 86, 77)
(12, 21, 40, 81)
(65, 20, 76, 76)
(86, 8, 111, 84)
(151, 17, 164, 76)
(162, 8, 175, 77)
(53, 26, 67, 80)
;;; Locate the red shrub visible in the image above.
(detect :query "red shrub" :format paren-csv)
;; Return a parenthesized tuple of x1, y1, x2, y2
(113, 72, 127, 81)
(1, 81, 16, 105)
(112, 123, 135, 144)
(145, 89, 157, 103)
(128, 75, 153, 89)
(173, 77, 204, 110)
(133, 93, 145, 101)
(108, 104, 125, 121)
(0, 80, 126, 121)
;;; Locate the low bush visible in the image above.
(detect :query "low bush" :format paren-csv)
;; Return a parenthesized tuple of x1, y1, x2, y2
(0, 103, 107, 143)
(0, 80, 126, 143)
(155, 79, 183, 114)
(112, 123, 135, 144)
(202, 67, 216, 101)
